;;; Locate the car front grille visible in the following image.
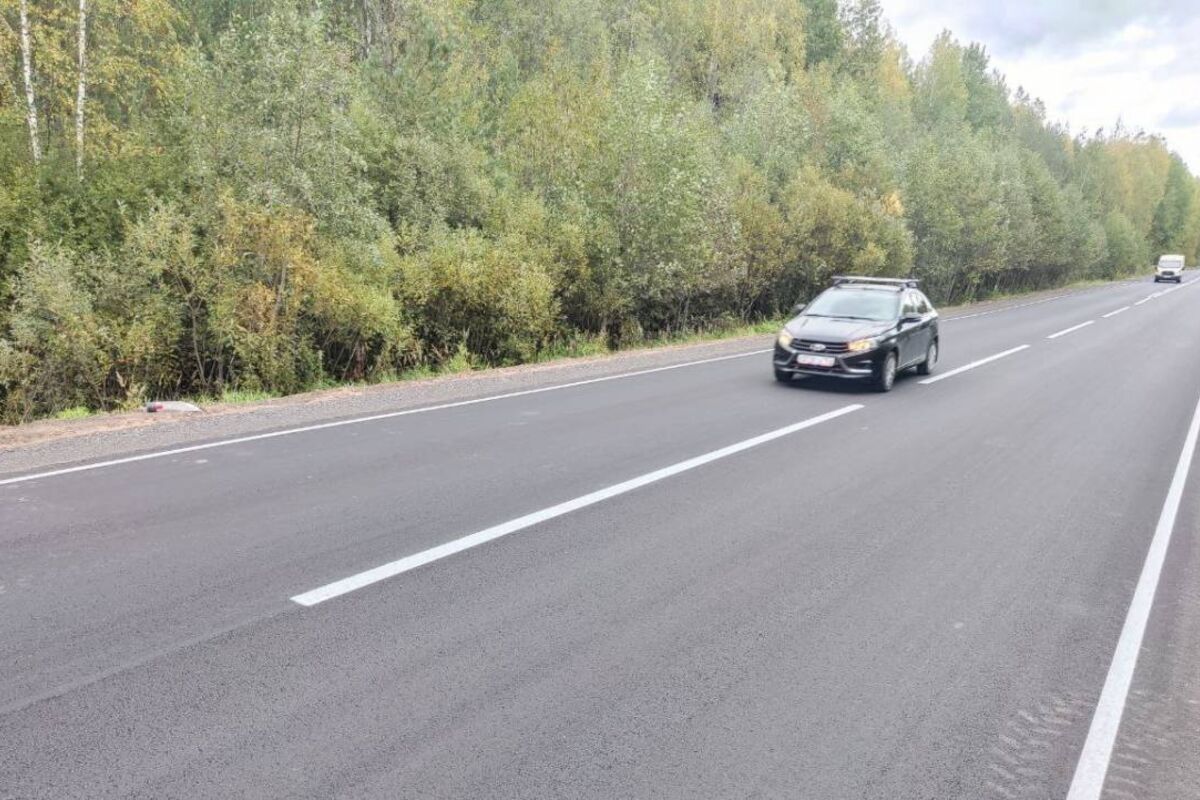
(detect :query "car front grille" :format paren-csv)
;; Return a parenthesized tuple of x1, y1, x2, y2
(793, 339, 850, 354)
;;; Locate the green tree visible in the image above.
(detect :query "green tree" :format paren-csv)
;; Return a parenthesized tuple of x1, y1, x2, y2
(1151, 155, 1194, 254)
(800, 0, 842, 67)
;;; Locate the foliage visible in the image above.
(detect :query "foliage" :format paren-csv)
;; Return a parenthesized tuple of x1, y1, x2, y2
(2, 0, 1199, 421)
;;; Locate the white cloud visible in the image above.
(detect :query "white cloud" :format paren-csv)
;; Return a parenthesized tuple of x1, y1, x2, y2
(879, 0, 1200, 170)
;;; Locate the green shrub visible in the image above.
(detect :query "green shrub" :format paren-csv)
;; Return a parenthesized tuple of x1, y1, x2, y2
(399, 228, 560, 365)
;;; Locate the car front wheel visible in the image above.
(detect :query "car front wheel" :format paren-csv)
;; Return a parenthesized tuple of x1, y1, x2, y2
(917, 340, 938, 376)
(875, 352, 897, 392)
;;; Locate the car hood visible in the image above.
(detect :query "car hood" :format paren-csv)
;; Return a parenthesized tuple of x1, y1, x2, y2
(785, 315, 894, 342)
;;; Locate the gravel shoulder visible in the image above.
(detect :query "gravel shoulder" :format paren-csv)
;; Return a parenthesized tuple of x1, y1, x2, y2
(0, 279, 1137, 478)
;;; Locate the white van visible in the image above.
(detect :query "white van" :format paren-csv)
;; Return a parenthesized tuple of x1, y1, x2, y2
(1155, 254, 1185, 283)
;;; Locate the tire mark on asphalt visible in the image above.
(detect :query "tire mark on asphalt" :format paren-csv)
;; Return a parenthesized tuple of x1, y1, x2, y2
(984, 692, 1095, 800)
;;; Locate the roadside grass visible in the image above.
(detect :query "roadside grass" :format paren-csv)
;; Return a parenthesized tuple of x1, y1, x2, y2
(533, 318, 783, 365)
(534, 333, 612, 363)
(54, 406, 94, 420)
(956, 277, 1121, 308)
(216, 388, 279, 405)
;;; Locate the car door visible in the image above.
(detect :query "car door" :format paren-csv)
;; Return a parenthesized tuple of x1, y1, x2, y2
(898, 291, 927, 366)
(915, 292, 937, 353)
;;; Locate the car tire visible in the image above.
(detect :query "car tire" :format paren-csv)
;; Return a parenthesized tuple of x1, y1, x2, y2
(916, 340, 938, 376)
(875, 351, 897, 392)
(774, 368, 792, 383)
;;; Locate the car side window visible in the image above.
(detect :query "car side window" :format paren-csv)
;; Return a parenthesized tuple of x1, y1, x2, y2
(902, 292, 920, 316)
(915, 292, 932, 314)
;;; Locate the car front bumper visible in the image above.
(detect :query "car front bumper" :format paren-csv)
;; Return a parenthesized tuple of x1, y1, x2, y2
(1157, 271, 1182, 280)
(773, 344, 880, 379)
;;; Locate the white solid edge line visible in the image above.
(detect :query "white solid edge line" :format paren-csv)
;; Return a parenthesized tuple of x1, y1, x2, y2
(290, 404, 864, 606)
(918, 345, 1030, 385)
(1066, 388, 1200, 800)
(1101, 306, 1130, 319)
(0, 349, 772, 487)
(1046, 320, 1096, 340)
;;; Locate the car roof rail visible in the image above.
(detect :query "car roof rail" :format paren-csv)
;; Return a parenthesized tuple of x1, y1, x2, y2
(830, 276, 920, 289)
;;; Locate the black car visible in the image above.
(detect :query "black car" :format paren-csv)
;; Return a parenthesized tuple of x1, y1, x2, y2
(772, 277, 939, 392)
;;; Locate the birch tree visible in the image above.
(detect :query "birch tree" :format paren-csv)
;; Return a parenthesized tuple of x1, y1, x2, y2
(18, 0, 40, 162)
(74, 0, 87, 179)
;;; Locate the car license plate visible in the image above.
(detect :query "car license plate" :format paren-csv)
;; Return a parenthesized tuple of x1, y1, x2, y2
(796, 354, 835, 368)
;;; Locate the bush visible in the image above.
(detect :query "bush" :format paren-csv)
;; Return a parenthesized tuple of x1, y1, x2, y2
(1, 244, 114, 420)
(399, 228, 559, 365)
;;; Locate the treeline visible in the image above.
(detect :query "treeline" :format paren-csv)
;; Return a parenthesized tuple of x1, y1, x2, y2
(1, 0, 1198, 421)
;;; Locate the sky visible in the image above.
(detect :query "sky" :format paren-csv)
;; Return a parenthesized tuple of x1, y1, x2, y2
(878, 0, 1200, 170)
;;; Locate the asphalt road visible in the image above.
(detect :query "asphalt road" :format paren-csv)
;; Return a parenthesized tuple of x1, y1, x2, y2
(2, 276, 1200, 799)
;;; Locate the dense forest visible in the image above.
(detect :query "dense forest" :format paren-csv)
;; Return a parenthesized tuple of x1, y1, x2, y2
(2, 0, 1198, 421)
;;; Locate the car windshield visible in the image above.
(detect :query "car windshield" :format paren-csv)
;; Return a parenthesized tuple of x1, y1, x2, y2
(804, 289, 900, 321)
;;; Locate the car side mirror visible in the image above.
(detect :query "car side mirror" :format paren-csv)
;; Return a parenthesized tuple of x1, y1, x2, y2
(901, 314, 922, 324)
(792, 303, 806, 315)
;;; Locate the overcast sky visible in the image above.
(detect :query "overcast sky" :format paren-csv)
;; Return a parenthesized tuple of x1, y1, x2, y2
(878, 0, 1200, 170)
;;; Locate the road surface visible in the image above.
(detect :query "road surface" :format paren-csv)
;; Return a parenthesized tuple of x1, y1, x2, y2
(2, 276, 1200, 799)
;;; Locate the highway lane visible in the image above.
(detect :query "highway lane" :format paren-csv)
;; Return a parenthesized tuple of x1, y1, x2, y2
(0, 277, 1170, 706)
(1, 275, 1199, 798)
(0, 278, 1155, 702)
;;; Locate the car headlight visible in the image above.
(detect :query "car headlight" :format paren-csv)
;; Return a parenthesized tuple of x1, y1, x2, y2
(777, 329, 794, 348)
(847, 337, 879, 353)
